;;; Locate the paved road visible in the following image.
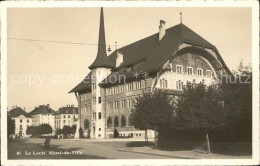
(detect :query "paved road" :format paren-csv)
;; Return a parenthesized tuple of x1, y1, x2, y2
(8, 138, 172, 159)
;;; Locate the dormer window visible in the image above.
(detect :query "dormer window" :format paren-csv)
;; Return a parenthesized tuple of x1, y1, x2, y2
(116, 52, 124, 67)
(176, 65, 183, 74)
(167, 64, 173, 72)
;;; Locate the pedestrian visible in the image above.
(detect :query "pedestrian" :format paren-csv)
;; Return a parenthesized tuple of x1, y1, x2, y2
(44, 136, 51, 149)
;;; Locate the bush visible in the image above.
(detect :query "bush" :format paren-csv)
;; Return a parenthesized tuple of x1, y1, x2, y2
(113, 128, 119, 138)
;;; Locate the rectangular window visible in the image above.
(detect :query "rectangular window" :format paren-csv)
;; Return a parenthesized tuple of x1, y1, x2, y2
(93, 97, 96, 104)
(176, 80, 183, 90)
(128, 99, 131, 108)
(99, 128, 101, 131)
(206, 70, 212, 78)
(98, 97, 101, 103)
(176, 65, 183, 74)
(20, 119, 22, 123)
(98, 112, 101, 119)
(20, 125, 22, 129)
(197, 68, 203, 76)
(187, 67, 193, 75)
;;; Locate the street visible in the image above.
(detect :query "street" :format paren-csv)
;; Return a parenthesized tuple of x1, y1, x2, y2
(8, 138, 171, 159)
(8, 138, 251, 159)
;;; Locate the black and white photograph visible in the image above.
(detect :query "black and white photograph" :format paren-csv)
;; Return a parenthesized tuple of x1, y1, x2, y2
(1, 1, 259, 165)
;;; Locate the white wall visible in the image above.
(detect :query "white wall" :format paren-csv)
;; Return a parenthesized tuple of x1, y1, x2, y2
(12, 115, 32, 137)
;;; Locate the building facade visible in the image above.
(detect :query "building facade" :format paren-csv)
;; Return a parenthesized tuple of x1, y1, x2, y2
(70, 8, 231, 139)
(30, 104, 56, 133)
(8, 107, 32, 137)
(54, 105, 79, 131)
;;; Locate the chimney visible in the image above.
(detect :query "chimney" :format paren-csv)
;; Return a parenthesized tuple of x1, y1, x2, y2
(47, 104, 49, 110)
(15, 105, 17, 108)
(159, 20, 166, 41)
(24, 107, 26, 111)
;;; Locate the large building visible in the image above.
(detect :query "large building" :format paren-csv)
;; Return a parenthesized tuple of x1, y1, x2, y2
(30, 104, 56, 132)
(54, 105, 79, 131)
(8, 107, 32, 137)
(70, 8, 231, 139)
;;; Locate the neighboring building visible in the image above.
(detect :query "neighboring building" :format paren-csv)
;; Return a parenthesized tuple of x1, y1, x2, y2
(70, 8, 231, 139)
(54, 105, 79, 131)
(8, 107, 32, 137)
(30, 104, 56, 132)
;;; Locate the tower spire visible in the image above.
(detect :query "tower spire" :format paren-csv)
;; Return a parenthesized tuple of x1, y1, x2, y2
(89, 7, 113, 70)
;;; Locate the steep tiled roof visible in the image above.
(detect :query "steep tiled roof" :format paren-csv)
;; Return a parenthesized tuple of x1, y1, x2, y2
(30, 105, 56, 115)
(56, 107, 78, 114)
(8, 107, 32, 118)
(70, 23, 229, 92)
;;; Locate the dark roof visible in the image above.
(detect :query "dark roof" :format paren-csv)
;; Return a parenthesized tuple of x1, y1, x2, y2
(8, 107, 32, 118)
(70, 23, 229, 92)
(69, 72, 92, 93)
(56, 107, 78, 115)
(30, 105, 56, 115)
(89, 7, 113, 70)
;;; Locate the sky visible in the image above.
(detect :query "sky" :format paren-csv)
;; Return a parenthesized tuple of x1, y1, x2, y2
(7, 7, 252, 112)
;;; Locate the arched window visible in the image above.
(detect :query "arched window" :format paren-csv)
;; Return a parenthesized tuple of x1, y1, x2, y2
(84, 119, 89, 129)
(114, 116, 119, 127)
(121, 116, 126, 127)
(107, 117, 112, 128)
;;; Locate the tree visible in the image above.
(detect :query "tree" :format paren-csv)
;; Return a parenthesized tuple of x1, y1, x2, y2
(219, 61, 252, 142)
(72, 125, 77, 134)
(62, 125, 73, 138)
(55, 129, 62, 136)
(38, 124, 53, 135)
(174, 83, 225, 154)
(26, 126, 39, 137)
(131, 90, 174, 146)
(113, 128, 119, 138)
(7, 116, 15, 140)
(79, 127, 84, 138)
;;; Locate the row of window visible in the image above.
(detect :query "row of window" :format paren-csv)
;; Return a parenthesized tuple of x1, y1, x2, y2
(107, 98, 137, 110)
(55, 115, 76, 119)
(15, 119, 30, 123)
(92, 112, 102, 120)
(80, 92, 91, 101)
(107, 116, 130, 128)
(92, 97, 102, 104)
(81, 105, 91, 114)
(159, 78, 168, 88)
(55, 119, 73, 129)
(167, 64, 213, 77)
(106, 80, 142, 96)
(176, 79, 206, 90)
